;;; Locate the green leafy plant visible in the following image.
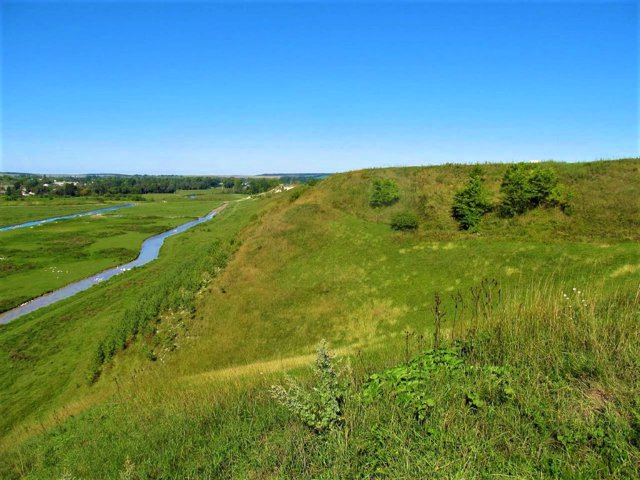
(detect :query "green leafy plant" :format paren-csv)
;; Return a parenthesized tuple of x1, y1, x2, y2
(270, 341, 349, 432)
(363, 347, 464, 421)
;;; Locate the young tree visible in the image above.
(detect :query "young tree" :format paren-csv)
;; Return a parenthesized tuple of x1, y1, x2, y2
(370, 178, 399, 208)
(499, 164, 559, 217)
(451, 166, 491, 231)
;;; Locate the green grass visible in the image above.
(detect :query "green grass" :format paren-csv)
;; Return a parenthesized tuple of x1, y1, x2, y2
(0, 159, 638, 478)
(0, 189, 245, 312)
(0, 196, 266, 442)
(2, 286, 638, 479)
(0, 201, 116, 228)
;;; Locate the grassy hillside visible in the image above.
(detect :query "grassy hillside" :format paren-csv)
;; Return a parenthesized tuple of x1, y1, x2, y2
(318, 158, 639, 241)
(0, 197, 268, 441)
(0, 159, 639, 478)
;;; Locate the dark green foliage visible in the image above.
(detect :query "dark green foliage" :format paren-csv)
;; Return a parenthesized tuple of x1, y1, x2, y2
(369, 178, 399, 208)
(0, 173, 280, 198)
(390, 211, 418, 231)
(451, 166, 492, 231)
(289, 188, 303, 202)
(363, 348, 464, 421)
(499, 164, 560, 217)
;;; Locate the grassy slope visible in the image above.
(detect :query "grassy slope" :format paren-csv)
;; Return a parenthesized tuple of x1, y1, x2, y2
(174, 159, 639, 374)
(0, 159, 639, 478)
(0, 197, 265, 441)
(0, 190, 244, 312)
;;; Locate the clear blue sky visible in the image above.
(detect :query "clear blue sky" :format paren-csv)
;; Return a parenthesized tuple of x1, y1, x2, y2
(1, 1, 638, 175)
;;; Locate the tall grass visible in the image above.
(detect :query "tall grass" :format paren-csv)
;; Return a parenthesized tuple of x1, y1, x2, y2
(466, 283, 639, 381)
(3, 283, 638, 478)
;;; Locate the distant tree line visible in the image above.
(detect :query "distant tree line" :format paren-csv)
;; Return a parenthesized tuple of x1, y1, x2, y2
(1, 174, 283, 199)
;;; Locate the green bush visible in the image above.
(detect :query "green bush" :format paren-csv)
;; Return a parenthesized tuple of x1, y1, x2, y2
(289, 189, 302, 202)
(270, 341, 348, 432)
(451, 166, 492, 231)
(370, 178, 399, 208)
(390, 211, 418, 231)
(499, 164, 559, 217)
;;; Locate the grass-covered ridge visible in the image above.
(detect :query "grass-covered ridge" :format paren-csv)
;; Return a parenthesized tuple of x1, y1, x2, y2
(0, 159, 638, 478)
(318, 158, 639, 241)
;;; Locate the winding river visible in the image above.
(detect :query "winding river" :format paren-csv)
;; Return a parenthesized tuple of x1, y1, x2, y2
(0, 204, 135, 232)
(0, 206, 224, 325)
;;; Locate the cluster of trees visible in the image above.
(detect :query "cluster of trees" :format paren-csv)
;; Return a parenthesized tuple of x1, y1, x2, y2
(498, 164, 562, 217)
(452, 164, 569, 231)
(451, 167, 492, 231)
(1, 174, 283, 199)
(221, 177, 280, 195)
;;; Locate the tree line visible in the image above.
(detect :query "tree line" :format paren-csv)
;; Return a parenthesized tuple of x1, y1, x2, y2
(1, 174, 283, 199)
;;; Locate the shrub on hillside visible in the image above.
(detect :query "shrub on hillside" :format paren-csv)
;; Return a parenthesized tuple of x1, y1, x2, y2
(370, 178, 399, 208)
(289, 188, 303, 202)
(391, 211, 418, 231)
(270, 341, 348, 432)
(451, 166, 492, 231)
(499, 164, 559, 217)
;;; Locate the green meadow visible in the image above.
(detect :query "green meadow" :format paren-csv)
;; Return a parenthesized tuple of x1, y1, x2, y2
(0, 189, 244, 312)
(0, 202, 115, 228)
(0, 160, 639, 478)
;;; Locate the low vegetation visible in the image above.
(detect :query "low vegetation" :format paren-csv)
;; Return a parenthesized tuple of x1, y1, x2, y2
(87, 237, 235, 384)
(2, 284, 637, 478)
(390, 211, 419, 231)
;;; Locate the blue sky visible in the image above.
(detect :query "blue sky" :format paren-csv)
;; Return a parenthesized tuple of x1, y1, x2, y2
(1, 1, 638, 175)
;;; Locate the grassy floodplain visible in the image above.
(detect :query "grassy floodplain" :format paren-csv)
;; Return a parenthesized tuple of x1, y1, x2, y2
(0, 200, 115, 228)
(0, 159, 639, 478)
(0, 189, 244, 312)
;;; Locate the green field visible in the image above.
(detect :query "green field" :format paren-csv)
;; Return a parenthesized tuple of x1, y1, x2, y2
(0, 202, 116, 228)
(0, 160, 639, 478)
(0, 189, 245, 312)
